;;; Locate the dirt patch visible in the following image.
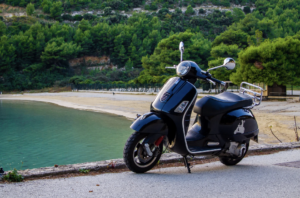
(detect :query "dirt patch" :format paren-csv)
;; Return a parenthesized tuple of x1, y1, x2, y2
(253, 111, 298, 143)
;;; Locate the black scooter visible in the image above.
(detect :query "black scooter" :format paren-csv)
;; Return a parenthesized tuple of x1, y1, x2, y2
(123, 41, 263, 173)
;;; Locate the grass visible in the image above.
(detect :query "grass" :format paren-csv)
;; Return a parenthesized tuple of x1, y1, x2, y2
(2, 168, 24, 182)
(79, 169, 90, 174)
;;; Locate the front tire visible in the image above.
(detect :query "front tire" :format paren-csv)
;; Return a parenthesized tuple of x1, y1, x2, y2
(219, 143, 249, 166)
(123, 132, 163, 173)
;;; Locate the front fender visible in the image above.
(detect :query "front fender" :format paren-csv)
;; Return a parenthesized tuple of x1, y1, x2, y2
(130, 113, 168, 135)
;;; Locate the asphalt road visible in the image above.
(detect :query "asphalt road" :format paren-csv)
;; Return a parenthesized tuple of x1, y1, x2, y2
(1, 149, 300, 198)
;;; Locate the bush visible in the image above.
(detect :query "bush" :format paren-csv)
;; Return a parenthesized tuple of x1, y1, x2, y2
(83, 13, 96, 20)
(185, 5, 195, 16)
(199, 8, 206, 14)
(73, 14, 83, 21)
(243, 6, 251, 14)
(106, 0, 126, 10)
(2, 169, 24, 182)
(149, 3, 158, 11)
(0, 16, 3, 21)
(26, 3, 35, 16)
(62, 14, 73, 21)
(104, 7, 112, 16)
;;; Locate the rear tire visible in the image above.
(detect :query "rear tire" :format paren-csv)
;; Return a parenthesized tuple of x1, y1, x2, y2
(219, 143, 249, 166)
(123, 132, 163, 173)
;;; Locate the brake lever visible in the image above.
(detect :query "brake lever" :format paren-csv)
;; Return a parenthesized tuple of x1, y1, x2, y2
(207, 79, 216, 85)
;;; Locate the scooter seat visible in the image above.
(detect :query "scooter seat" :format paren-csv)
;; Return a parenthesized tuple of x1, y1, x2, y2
(193, 92, 252, 117)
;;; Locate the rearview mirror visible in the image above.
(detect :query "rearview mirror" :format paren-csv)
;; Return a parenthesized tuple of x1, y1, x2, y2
(223, 58, 235, 70)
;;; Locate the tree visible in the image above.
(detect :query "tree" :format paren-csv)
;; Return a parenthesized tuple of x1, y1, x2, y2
(118, 45, 128, 65)
(212, 29, 249, 48)
(104, 7, 112, 16)
(185, 5, 195, 16)
(0, 35, 16, 73)
(0, 21, 6, 36)
(41, 37, 82, 70)
(138, 31, 211, 84)
(208, 44, 241, 81)
(78, 19, 91, 31)
(41, 0, 52, 14)
(26, 3, 35, 16)
(232, 8, 245, 22)
(125, 58, 133, 71)
(231, 37, 300, 86)
(50, 1, 63, 19)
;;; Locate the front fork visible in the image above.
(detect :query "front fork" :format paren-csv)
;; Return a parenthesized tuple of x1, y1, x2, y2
(142, 133, 165, 157)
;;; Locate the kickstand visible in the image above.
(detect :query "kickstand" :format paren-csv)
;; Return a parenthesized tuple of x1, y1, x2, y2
(182, 156, 191, 173)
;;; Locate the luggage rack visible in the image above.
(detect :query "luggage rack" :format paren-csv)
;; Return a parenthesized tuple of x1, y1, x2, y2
(239, 82, 263, 108)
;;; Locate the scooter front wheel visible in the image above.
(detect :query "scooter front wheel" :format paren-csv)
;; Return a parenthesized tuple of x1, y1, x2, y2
(123, 132, 163, 173)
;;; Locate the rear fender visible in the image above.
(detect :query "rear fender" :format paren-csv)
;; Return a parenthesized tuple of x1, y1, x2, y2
(130, 113, 168, 135)
(219, 109, 259, 142)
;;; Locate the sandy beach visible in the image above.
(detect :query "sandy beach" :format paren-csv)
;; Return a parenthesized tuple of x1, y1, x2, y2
(1, 91, 300, 144)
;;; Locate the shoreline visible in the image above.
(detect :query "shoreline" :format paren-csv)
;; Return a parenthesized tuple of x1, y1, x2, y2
(0, 93, 149, 120)
(1, 97, 135, 120)
(1, 92, 300, 144)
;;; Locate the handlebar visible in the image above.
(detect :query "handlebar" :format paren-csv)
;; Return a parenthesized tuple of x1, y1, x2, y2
(210, 77, 226, 86)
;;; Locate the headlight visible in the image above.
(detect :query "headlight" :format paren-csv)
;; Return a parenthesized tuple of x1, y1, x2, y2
(176, 61, 191, 76)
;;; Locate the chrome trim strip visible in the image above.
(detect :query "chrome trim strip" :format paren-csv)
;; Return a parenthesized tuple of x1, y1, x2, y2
(182, 82, 221, 154)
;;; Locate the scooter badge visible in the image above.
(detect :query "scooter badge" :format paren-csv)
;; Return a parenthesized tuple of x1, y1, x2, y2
(234, 120, 245, 134)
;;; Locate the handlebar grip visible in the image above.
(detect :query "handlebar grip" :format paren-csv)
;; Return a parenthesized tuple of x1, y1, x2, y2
(210, 77, 226, 86)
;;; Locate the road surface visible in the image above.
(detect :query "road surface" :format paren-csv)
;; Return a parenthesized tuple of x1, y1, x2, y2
(1, 149, 299, 198)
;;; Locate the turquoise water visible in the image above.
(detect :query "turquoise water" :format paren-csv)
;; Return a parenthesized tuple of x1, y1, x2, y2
(0, 100, 133, 171)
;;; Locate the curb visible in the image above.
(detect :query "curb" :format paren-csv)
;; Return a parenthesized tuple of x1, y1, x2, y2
(3, 142, 300, 179)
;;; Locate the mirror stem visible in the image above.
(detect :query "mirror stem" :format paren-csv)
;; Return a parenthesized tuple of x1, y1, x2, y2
(207, 65, 225, 72)
(180, 51, 183, 62)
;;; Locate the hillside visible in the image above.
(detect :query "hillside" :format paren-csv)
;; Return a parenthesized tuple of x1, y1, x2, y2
(1, 0, 300, 90)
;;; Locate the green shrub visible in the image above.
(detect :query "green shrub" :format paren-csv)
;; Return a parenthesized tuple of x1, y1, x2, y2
(2, 169, 24, 182)
(243, 6, 251, 14)
(149, 3, 158, 11)
(79, 169, 90, 173)
(199, 8, 206, 14)
(73, 14, 83, 21)
(83, 13, 95, 20)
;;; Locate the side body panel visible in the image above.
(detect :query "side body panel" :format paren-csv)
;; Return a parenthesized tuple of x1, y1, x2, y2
(219, 109, 259, 142)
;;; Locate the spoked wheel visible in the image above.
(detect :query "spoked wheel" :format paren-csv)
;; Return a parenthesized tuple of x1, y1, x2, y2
(123, 132, 163, 173)
(219, 143, 249, 166)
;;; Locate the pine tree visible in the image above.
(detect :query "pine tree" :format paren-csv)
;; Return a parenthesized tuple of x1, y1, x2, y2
(26, 3, 35, 16)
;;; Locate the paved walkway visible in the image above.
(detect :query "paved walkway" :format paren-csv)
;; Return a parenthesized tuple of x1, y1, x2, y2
(1, 149, 299, 198)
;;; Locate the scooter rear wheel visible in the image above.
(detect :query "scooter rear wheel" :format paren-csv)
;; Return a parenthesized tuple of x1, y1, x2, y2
(123, 132, 163, 173)
(219, 143, 249, 166)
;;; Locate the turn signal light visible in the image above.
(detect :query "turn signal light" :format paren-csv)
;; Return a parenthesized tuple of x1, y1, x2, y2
(174, 101, 189, 113)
